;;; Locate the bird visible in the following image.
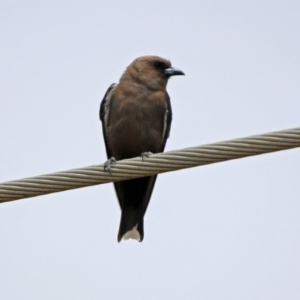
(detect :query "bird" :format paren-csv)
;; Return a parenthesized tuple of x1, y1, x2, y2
(99, 55, 184, 242)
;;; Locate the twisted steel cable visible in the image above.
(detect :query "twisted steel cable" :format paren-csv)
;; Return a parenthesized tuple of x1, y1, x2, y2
(0, 126, 299, 203)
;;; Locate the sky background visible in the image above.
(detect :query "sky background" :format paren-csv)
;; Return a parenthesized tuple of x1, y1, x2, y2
(1, 1, 300, 299)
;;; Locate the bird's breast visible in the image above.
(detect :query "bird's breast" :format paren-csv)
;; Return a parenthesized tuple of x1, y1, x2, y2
(107, 92, 166, 160)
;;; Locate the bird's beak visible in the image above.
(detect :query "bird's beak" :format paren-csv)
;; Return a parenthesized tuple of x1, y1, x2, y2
(164, 67, 185, 76)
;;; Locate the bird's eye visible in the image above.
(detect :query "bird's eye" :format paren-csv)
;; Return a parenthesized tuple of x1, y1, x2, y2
(154, 61, 165, 69)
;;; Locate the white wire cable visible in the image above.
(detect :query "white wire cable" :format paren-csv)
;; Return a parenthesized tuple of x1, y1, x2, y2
(0, 126, 299, 203)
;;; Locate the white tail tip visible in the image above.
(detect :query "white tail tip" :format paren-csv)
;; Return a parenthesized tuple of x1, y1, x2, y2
(122, 224, 141, 241)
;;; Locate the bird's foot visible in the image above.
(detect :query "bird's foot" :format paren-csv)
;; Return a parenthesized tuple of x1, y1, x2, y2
(140, 152, 153, 161)
(104, 157, 116, 174)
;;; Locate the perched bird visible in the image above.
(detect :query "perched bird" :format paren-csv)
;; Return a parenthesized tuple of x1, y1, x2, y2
(99, 56, 184, 242)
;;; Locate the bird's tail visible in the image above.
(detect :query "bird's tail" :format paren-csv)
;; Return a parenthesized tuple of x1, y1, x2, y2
(117, 206, 144, 242)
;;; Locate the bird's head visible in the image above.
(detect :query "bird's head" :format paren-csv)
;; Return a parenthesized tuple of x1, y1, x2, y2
(121, 56, 184, 90)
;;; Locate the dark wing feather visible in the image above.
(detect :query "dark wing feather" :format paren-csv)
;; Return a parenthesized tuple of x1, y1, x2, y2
(162, 92, 172, 150)
(100, 83, 125, 209)
(99, 83, 117, 158)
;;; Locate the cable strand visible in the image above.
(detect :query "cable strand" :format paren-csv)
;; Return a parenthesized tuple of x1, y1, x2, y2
(0, 126, 299, 202)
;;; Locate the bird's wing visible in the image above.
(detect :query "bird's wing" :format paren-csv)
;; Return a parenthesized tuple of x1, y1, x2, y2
(99, 83, 117, 158)
(162, 92, 172, 150)
(100, 83, 125, 209)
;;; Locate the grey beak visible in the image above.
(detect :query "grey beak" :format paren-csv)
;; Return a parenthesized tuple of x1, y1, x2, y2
(164, 67, 185, 76)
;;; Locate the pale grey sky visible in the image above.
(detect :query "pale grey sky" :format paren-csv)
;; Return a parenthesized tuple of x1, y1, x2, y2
(1, 1, 300, 299)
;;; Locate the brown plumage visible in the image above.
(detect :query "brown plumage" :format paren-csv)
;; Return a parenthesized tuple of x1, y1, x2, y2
(100, 56, 184, 242)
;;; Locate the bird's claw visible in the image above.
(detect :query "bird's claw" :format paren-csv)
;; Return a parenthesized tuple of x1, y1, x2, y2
(104, 157, 116, 174)
(140, 152, 153, 161)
